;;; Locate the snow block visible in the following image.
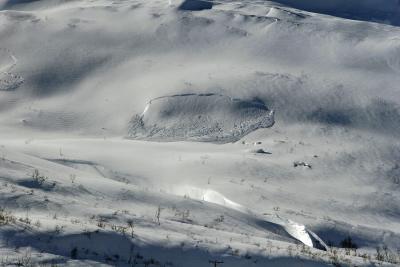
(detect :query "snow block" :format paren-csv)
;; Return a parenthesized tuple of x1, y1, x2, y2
(128, 93, 275, 143)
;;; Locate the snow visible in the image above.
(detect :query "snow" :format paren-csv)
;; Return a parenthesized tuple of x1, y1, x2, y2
(0, 0, 400, 266)
(0, 48, 23, 91)
(172, 186, 315, 247)
(128, 94, 275, 142)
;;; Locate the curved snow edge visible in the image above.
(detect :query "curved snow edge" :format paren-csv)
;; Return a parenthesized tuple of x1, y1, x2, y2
(173, 186, 326, 249)
(127, 93, 275, 143)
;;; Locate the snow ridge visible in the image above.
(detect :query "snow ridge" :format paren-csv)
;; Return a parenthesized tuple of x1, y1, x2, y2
(173, 186, 319, 248)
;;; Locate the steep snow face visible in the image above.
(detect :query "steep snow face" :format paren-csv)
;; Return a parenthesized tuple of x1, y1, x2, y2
(128, 94, 275, 142)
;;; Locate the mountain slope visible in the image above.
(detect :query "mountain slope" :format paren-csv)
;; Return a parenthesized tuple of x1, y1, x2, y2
(0, 0, 400, 266)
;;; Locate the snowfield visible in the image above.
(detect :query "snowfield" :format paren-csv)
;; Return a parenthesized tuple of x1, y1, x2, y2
(0, 0, 400, 266)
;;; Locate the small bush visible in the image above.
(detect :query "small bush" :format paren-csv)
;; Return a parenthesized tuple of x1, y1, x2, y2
(340, 236, 358, 250)
(0, 208, 16, 225)
(32, 169, 47, 185)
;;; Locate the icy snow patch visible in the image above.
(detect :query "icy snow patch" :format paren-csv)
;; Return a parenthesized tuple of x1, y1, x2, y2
(128, 94, 275, 143)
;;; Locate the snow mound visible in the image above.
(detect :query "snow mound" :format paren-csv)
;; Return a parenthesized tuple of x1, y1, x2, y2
(172, 186, 320, 248)
(128, 94, 275, 143)
(178, 0, 213, 11)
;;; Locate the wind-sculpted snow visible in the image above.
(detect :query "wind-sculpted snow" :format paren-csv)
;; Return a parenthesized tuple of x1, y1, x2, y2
(128, 94, 275, 143)
(172, 186, 325, 248)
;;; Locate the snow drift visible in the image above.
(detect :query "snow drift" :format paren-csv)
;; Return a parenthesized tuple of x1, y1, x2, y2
(128, 94, 275, 142)
(172, 186, 326, 248)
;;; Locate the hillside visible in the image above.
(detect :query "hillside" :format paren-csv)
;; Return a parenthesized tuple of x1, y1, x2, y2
(0, 0, 400, 266)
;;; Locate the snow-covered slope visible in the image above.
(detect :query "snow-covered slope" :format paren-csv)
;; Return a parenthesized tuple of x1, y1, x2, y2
(0, 0, 400, 266)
